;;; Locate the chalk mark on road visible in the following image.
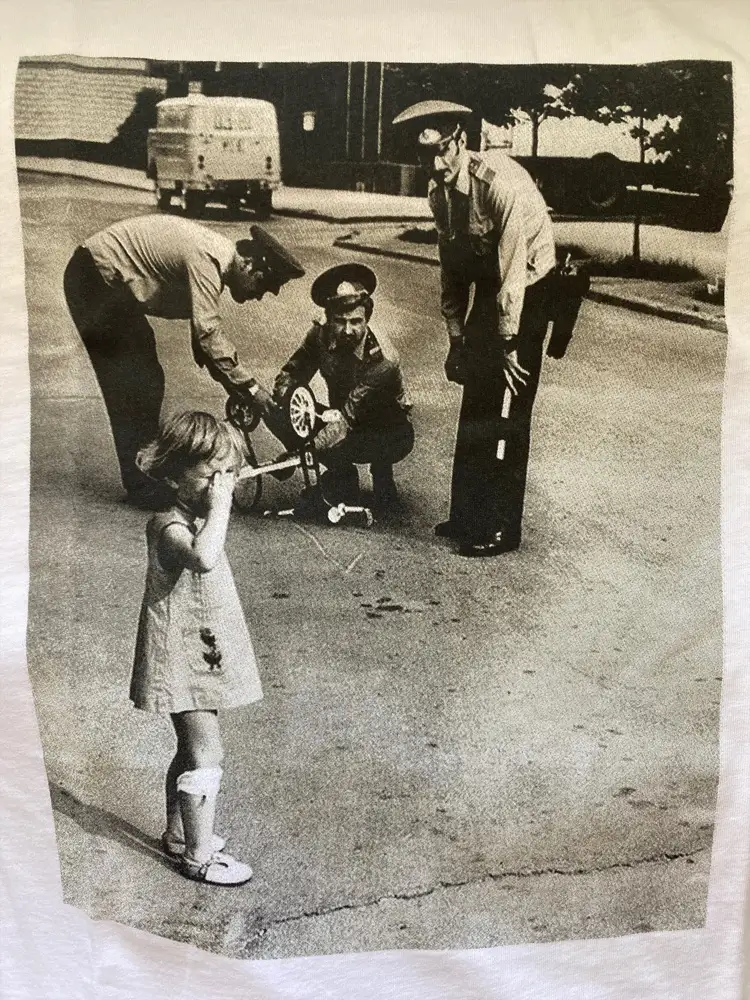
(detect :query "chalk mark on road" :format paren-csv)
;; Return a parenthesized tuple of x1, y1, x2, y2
(290, 521, 365, 576)
(345, 553, 364, 574)
(241, 844, 710, 945)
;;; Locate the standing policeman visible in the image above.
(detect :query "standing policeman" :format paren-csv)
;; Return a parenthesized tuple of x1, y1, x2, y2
(393, 100, 557, 556)
(64, 214, 305, 508)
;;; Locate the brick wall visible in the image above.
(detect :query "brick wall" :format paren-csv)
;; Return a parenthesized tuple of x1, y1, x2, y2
(14, 55, 166, 144)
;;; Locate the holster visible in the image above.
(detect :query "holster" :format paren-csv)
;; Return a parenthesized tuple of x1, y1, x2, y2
(545, 260, 591, 360)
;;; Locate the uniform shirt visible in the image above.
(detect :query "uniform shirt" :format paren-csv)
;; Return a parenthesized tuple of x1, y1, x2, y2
(274, 320, 412, 430)
(84, 214, 252, 388)
(428, 149, 556, 341)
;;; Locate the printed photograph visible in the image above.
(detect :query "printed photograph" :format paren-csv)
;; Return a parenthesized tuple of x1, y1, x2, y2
(15, 55, 730, 958)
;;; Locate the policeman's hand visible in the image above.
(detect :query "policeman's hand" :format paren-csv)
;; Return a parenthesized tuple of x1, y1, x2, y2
(502, 348, 529, 395)
(252, 385, 274, 414)
(314, 416, 348, 453)
(444, 341, 466, 384)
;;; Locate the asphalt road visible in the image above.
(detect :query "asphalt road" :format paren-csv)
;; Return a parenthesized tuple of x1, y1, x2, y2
(20, 176, 724, 959)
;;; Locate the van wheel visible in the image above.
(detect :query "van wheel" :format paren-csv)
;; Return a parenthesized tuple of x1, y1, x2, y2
(226, 197, 243, 219)
(181, 190, 205, 217)
(254, 190, 273, 220)
(156, 186, 172, 211)
(584, 155, 626, 213)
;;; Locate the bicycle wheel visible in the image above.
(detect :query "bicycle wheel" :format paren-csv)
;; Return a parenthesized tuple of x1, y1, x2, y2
(286, 384, 317, 441)
(233, 439, 263, 512)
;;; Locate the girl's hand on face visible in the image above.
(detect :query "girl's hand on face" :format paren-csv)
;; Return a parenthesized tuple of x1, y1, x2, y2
(207, 470, 236, 511)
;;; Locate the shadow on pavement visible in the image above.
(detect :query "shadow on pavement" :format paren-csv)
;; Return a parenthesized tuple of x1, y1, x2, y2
(49, 783, 174, 870)
(159, 204, 270, 225)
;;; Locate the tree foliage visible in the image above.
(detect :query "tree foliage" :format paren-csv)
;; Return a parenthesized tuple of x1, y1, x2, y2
(567, 62, 732, 188)
(385, 60, 732, 186)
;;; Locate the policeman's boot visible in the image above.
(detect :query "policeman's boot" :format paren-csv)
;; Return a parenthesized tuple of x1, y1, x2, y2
(321, 464, 361, 506)
(370, 462, 399, 509)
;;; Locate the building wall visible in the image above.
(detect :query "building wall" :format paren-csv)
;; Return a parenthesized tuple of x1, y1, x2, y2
(14, 55, 166, 144)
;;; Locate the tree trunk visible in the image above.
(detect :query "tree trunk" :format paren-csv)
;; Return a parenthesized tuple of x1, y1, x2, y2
(633, 113, 645, 263)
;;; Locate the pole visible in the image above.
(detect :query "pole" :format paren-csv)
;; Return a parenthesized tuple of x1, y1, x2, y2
(377, 62, 385, 160)
(361, 61, 368, 161)
(345, 62, 352, 159)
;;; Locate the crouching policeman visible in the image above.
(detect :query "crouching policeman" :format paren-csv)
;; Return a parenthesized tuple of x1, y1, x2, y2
(272, 264, 414, 510)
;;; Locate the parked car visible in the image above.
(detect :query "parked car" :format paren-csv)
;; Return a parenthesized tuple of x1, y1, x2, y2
(147, 95, 281, 218)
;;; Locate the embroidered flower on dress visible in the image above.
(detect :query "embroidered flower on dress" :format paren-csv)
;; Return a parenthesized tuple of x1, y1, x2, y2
(199, 627, 223, 671)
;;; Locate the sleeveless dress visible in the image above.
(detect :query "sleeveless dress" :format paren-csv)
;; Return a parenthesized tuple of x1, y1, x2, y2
(130, 506, 263, 714)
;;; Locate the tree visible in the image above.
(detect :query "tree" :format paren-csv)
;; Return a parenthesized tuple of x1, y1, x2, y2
(568, 62, 733, 243)
(502, 65, 579, 157)
(568, 64, 689, 259)
(646, 61, 732, 193)
(109, 87, 163, 171)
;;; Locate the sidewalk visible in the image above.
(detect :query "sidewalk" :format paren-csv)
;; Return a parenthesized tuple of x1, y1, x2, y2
(335, 226, 727, 334)
(16, 156, 432, 222)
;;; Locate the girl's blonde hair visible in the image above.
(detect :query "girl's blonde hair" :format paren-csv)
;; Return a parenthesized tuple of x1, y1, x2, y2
(137, 411, 246, 483)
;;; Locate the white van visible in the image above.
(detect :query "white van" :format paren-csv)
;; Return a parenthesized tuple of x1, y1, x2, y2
(147, 95, 282, 218)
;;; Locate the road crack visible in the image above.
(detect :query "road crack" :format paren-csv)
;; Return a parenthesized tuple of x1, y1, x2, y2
(249, 845, 709, 941)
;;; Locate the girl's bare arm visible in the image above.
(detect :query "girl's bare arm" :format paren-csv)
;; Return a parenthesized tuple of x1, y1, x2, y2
(159, 473, 234, 573)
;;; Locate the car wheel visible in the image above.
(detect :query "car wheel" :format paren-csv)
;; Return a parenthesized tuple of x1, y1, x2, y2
(183, 190, 206, 217)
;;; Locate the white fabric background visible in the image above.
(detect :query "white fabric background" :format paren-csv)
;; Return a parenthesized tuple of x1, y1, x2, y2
(1, 1, 749, 997)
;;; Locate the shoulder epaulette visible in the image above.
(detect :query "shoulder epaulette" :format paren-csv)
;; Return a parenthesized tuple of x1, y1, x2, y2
(468, 154, 496, 186)
(365, 330, 383, 361)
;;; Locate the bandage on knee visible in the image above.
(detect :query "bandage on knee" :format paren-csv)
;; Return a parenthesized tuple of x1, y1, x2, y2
(176, 766, 223, 799)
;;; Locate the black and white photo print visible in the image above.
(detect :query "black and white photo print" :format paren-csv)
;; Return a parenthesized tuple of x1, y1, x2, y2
(15, 55, 730, 959)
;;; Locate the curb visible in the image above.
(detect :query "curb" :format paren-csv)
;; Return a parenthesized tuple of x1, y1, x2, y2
(17, 157, 155, 192)
(17, 161, 727, 334)
(334, 237, 727, 334)
(586, 287, 726, 333)
(17, 159, 431, 225)
(276, 208, 431, 224)
(334, 234, 441, 266)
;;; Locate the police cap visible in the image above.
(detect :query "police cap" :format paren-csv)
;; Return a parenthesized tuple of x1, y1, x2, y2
(391, 100, 473, 147)
(311, 263, 377, 313)
(236, 225, 305, 281)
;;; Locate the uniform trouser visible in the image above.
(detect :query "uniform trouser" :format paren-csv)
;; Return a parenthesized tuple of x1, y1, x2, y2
(63, 246, 165, 494)
(322, 420, 415, 473)
(449, 275, 551, 545)
(319, 420, 415, 501)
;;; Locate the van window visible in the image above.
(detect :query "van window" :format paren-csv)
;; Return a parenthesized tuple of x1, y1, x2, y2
(214, 110, 234, 130)
(157, 107, 189, 129)
(210, 104, 277, 133)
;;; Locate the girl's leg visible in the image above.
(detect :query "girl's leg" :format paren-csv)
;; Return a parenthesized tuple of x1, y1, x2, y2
(170, 710, 223, 863)
(165, 748, 187, 843)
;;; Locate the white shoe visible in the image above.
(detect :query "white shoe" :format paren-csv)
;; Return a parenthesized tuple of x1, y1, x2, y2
(179, 850, 253, 886)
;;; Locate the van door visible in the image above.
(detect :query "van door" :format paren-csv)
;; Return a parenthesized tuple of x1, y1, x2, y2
(201, 103, 280, 183)
(149, 104, 195, 183)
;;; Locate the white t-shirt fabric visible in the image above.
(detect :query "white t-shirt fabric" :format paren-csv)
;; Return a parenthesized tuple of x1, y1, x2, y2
(2, 2, 750, 999)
